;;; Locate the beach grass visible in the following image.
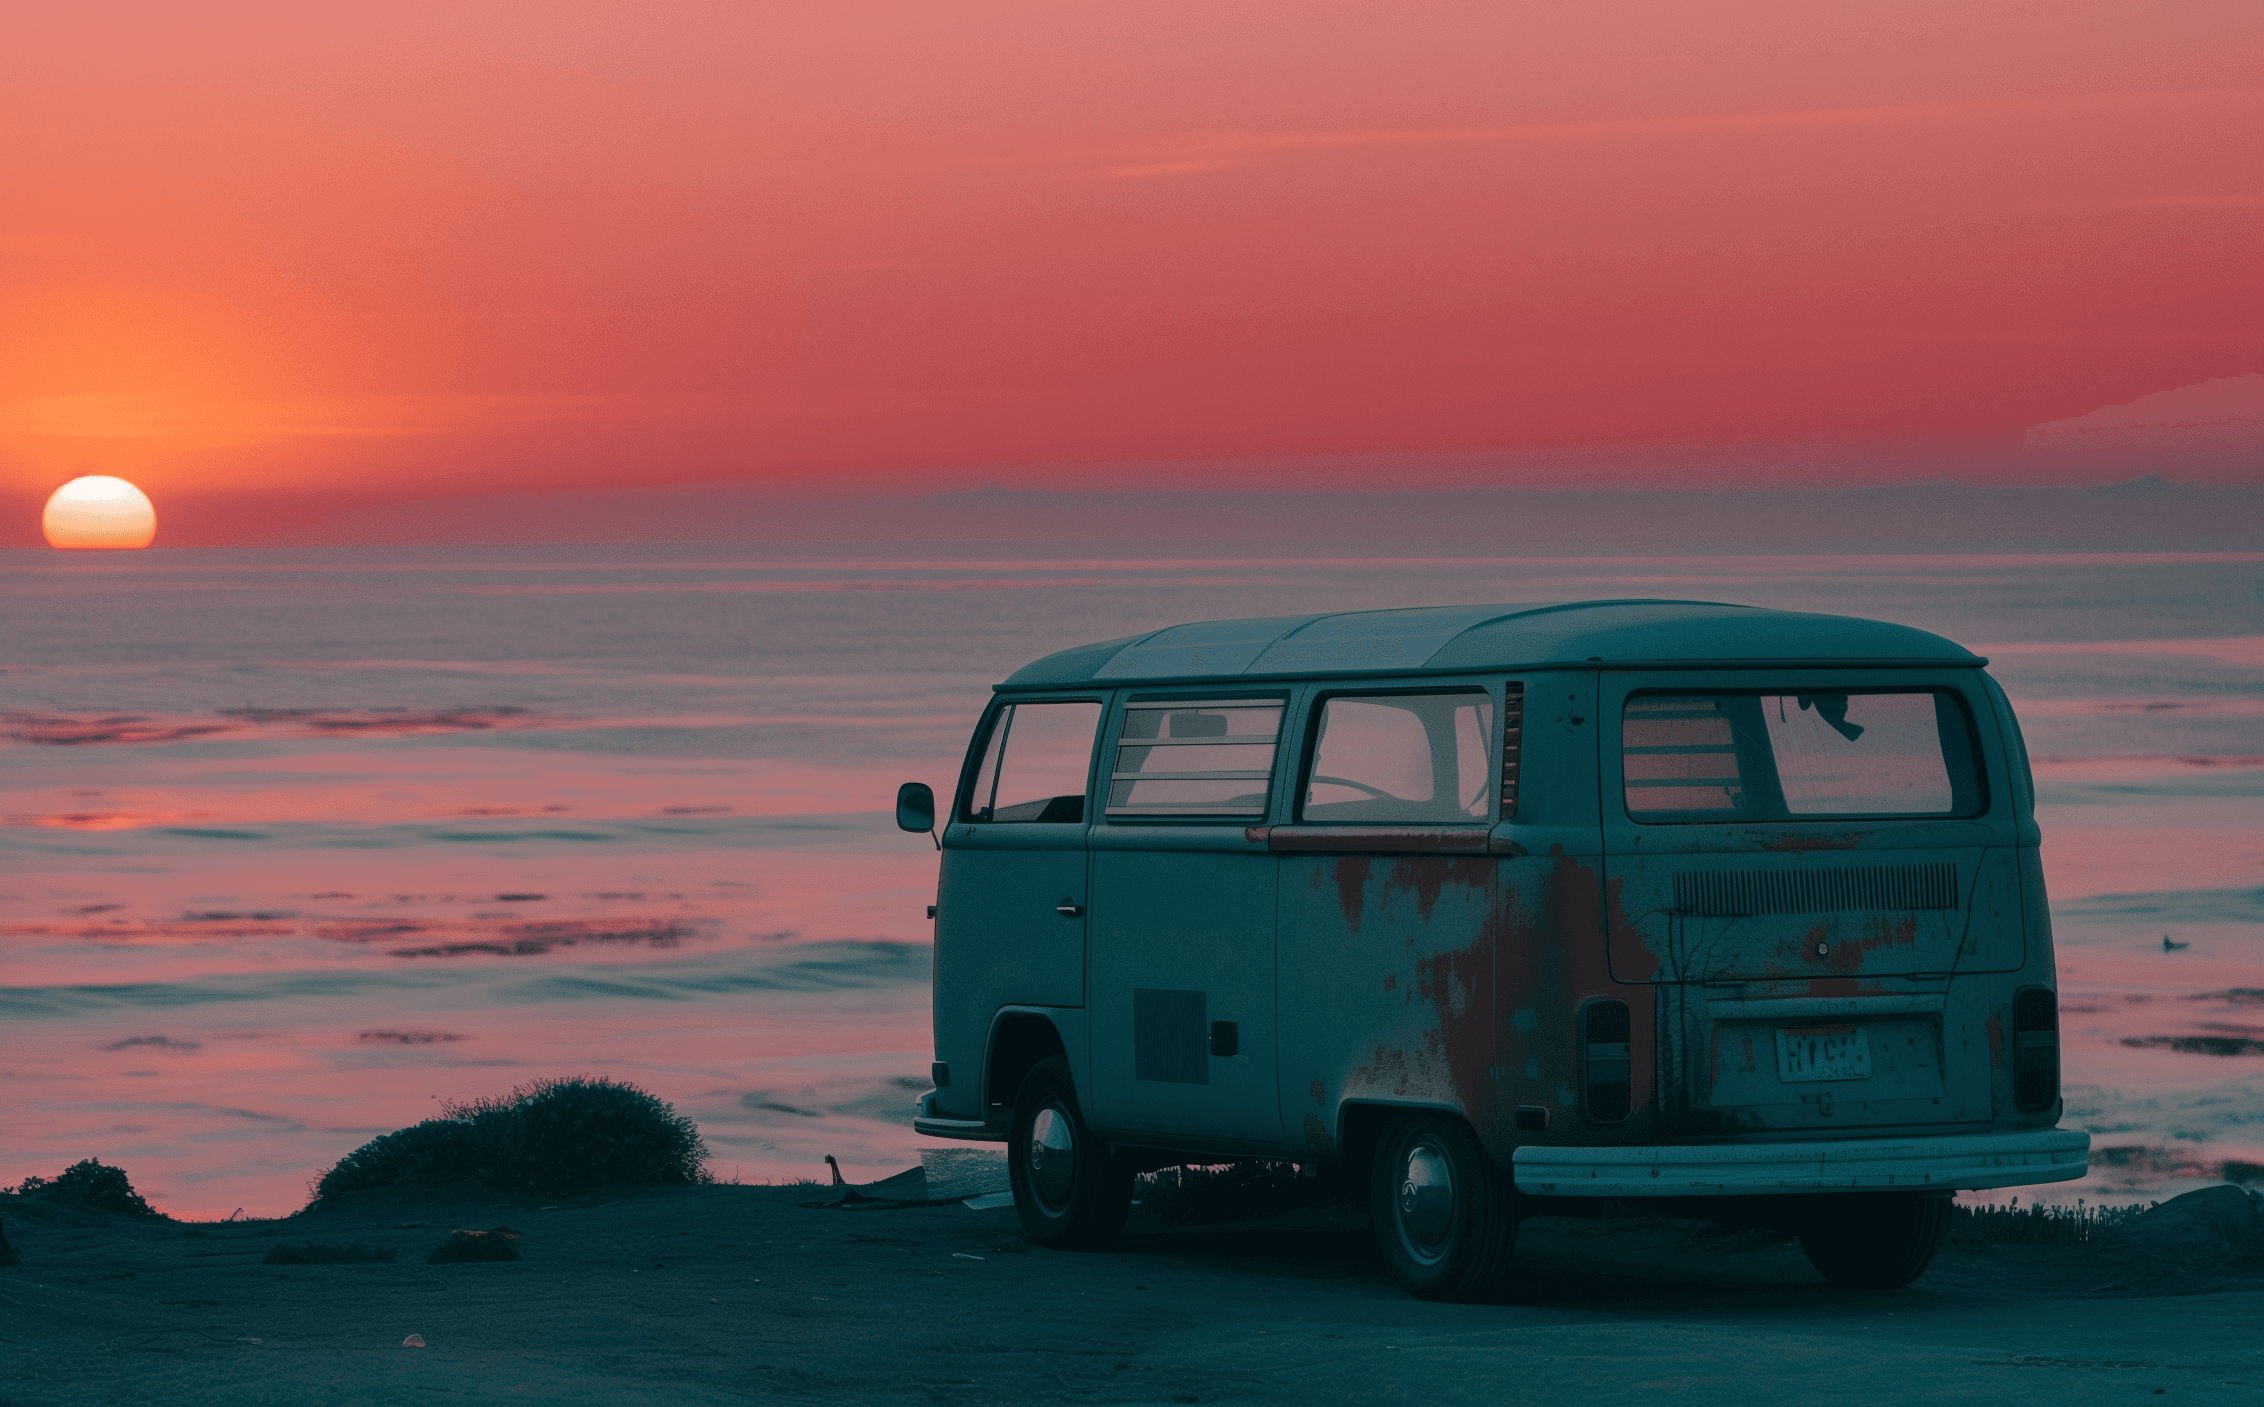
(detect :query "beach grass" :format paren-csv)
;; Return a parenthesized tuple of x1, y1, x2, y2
(1949, 1197, 2154, 1248)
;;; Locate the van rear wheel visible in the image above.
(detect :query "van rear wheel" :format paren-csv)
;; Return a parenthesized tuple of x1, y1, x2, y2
(1369, 1113, 1518, 1301)
(1797, 1193, 1951, 1289)
(1007, 1057, 1131, 1249)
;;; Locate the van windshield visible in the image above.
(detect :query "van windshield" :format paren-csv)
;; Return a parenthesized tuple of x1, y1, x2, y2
(964, 700, 1102, 823)
(1622, 690, 1983, 821)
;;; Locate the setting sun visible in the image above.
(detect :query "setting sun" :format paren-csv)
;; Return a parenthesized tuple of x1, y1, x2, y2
(42, 475, 157, 549)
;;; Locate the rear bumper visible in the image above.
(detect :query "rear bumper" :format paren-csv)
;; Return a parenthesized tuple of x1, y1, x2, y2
(1512, 1128, 2089, 1197)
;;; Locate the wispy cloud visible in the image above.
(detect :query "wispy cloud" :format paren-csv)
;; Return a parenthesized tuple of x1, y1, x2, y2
(1033, 88, 2264, 181)
(0, 390, 766, 446)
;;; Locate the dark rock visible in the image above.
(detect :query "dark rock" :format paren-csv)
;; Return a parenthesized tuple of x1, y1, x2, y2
(2113, 1185, 2264, 1267)
(0, 1215, 17, 1267)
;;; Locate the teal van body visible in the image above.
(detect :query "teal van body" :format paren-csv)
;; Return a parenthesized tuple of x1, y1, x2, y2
(906, 600, 2087, 1296)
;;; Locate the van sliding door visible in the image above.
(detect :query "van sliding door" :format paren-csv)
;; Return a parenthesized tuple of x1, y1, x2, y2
(1088, 695, 1287, 1147)
(1272, 685, 1504, 1158)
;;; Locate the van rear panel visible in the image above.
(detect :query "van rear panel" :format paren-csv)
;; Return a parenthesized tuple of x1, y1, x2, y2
(1598, 670, 2033, 1138)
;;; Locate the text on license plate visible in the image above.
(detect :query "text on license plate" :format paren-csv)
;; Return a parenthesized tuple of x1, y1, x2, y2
(1776, 1026, 1872, 1083)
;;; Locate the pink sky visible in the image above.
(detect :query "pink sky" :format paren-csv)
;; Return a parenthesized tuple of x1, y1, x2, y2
(2, 3, 2258, 542)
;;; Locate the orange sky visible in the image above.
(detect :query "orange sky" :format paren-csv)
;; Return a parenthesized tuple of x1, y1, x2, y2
(2, 2, 2258, 533)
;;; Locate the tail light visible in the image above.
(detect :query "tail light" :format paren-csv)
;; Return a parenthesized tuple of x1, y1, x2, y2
(1582, 998, 1632, 1122)
(2012, 986, 2059, 1111)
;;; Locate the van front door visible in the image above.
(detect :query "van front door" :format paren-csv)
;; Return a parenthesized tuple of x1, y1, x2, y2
(1088, 696, 1288, 1147)
(937, 698, 1102, 1037)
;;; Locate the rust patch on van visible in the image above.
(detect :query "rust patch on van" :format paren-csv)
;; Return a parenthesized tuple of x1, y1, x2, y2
(1491, 847, 1659, 1132)
(1309, 1080, 1326, 1106)
(1333, 857, 1371, 932)
(1382, 972, 1396, 992)
(1345, 931, 1495, 1112)
(1352, 1044, 1411, 1092)
(1386, 857, 1491, 924)
(1710, 1030, 1761, 1095)
(1303, 1111, 1339, 1154)
(1763, 832, 1866, 853)
(1782, 914, 1920, 974)
(1831, 915, 1919, 972)
(1417, 938, 1492, 1112)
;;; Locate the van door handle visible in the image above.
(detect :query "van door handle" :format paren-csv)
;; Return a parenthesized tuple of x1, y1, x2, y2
(1055, 903, 1083, 918)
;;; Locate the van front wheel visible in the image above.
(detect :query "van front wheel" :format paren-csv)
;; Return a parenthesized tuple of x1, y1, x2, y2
(1797, 1193, 1951, 1289)
(1007, 1057, 1131, 1249)
(1370, 1113, 1518, 1301)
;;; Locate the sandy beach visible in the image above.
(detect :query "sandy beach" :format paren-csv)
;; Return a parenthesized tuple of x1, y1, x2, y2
(7, 1176, 2262, 1406)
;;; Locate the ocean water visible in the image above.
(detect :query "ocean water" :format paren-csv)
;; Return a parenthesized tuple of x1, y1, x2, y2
(3, 545, 2259, 1217)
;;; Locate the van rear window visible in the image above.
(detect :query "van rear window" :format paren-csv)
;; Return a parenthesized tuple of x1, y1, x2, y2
(1622, 690, 1983, 821)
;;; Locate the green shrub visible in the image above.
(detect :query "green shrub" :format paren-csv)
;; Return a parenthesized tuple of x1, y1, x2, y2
(310, 1076, 709, 1205)
(12, 1159, 159, 1217)
(312, 1117, 499, 1201)
(490, 1077, 710, 1195)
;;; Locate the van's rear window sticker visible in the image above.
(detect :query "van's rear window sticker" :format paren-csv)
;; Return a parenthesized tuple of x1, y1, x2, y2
(1106, 700, 1283, 818)
(1303, 691, 1495, 824)
(1622, 689, 1983, 821)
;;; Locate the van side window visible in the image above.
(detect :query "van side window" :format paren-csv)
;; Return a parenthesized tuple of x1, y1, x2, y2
(1622, 690, 1984, 821)
(963, 700, 1102, 823)
(1302, 691, 1495, 823)
(1106, 699, 1284, 818)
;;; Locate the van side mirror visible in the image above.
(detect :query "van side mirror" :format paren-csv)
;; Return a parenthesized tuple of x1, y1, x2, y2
(895, 782, 936, 835)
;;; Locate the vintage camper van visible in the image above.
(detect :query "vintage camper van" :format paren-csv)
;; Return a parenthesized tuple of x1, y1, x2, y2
(897, 601, 2088, 1300)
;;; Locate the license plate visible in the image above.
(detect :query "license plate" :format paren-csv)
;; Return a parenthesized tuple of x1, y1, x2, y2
(1777, 1026, 1872, 1082)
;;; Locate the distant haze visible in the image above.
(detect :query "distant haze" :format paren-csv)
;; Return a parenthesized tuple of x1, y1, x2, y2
(4, 477, 2247, 555)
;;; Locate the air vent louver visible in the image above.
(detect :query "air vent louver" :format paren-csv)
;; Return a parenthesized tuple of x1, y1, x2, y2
(1671, 862, 1958, 917)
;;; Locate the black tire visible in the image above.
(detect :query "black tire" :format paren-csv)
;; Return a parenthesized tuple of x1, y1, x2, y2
(1369, 1112, 1518, 1301)
(1798, 1193, 1951, 1289)
(1007, 1057, 1131, 1249)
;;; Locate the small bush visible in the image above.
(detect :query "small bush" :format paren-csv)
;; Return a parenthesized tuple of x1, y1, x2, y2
(265, 1241, 396, 1265)
(312, 1118, 498, 1201)
(310, 1076, 709, 1206)
(479, 1077, 710, 1196)
(11, 1159, 159, 1217)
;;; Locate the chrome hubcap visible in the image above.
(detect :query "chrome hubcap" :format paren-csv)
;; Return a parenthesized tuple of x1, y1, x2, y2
(1397, 1140, 1455, 1263)
(1028, 1105, 1078, 1213)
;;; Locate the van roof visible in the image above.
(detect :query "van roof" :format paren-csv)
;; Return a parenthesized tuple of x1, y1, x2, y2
(1000, 599, 1986, 688)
